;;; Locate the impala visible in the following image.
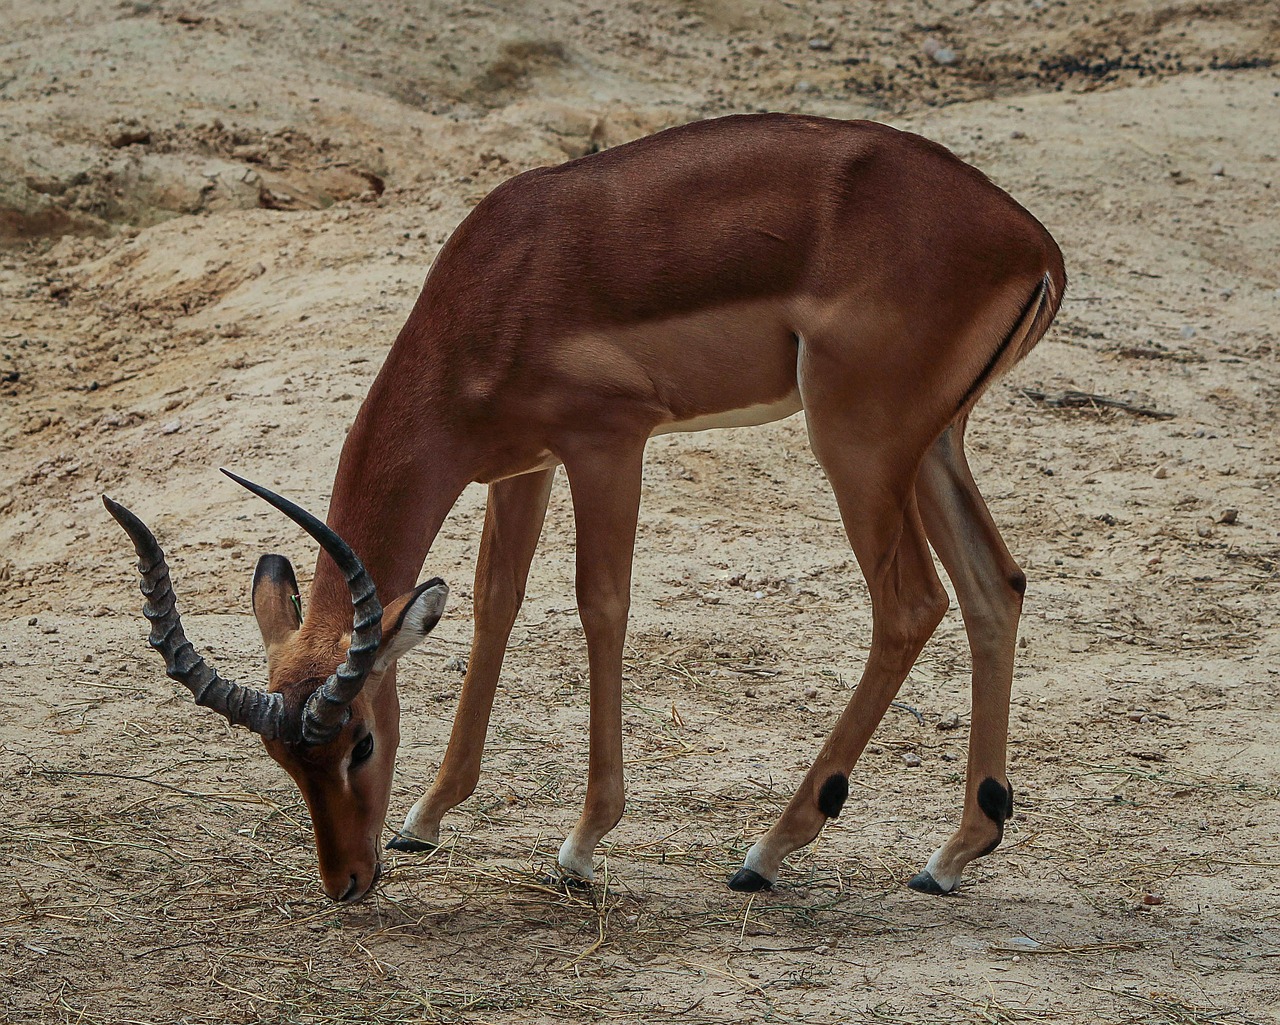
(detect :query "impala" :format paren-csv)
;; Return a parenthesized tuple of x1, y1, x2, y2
(107, 113, 1065, 903)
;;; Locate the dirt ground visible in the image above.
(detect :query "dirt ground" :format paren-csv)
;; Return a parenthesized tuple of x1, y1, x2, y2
(2, 1, 1278, 1022)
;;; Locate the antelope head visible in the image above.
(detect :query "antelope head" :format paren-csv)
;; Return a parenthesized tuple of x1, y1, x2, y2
(104, 471, 448, 903)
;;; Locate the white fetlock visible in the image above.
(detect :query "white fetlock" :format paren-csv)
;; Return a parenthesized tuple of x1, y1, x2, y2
(743, 841, 778, 881)
(396, 803, 441, 847)
(726, 840, 779, 892)
(921, 849, 962, 885)
(557, 835, 596, 881)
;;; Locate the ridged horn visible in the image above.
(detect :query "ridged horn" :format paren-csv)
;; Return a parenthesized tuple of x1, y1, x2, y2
(103, 496, 285, 739)
(220, 469, 382, 746)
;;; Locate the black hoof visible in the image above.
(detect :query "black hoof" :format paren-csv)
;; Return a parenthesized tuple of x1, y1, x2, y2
(541, 870, 592, 890)
(727, 868, 773, 893)
(907, 870, 952, 895)
(386, 833, 437, 853)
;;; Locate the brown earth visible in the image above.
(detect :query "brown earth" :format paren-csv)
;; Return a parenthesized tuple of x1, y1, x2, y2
(2, 1, 1278, 1023)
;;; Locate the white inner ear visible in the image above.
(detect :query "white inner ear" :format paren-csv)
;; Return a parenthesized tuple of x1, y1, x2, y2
(373, 583, 448, 672)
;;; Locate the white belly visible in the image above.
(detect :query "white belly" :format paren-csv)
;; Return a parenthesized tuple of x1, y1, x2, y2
(650, 389, 803, 437)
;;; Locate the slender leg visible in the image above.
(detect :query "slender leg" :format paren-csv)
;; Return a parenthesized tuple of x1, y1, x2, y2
(555, 439, 646, 879)
(730, 382, 950, 890)
(908, 419, 1022, 893)
(391, 467, 555, 850)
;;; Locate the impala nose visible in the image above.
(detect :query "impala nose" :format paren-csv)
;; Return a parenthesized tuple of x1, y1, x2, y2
(330, 862, 383, 903)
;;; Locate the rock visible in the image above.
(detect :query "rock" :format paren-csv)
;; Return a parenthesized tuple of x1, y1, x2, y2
(1209, 163, 1225, 177)
(1153, 465, 1169, 479)
(922, 38, 958, 65)
(109, 127, 152, 149)
(936, 712, 961, 731)
(808, 38, 833, 51)
(804, 687, 818, 699)
(902, 752, 922, 767)
(1218, 508, 1238, 525)
(160, 419, 182, 434)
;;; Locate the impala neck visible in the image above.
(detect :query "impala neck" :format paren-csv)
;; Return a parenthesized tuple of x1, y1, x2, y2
(305, 367, 471, 629)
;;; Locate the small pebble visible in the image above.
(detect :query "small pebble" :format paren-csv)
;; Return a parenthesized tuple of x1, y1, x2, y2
(1153, 465, 1169, 479)
(936, 712, 961, 731)
(922, 37, 957, 64)
(1196, 524, 1213, 538)
(27, 616, 38, 626)
(1180, 325, 1197, 339)
(1218, 508, 1238, 525)
(1142, 892, 1165, 905)
(804, 686, 818, 699)
(160, 419, 182, 435)
(1209, 163, 1225, 177)
(902, 752, 922, 767)
(808, 38, 832, 51)
(41, 625, 59, 635)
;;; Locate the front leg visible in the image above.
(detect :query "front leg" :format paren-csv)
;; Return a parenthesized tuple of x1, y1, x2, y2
(555, 439, 645, 879)
(390, 468, 555, 851)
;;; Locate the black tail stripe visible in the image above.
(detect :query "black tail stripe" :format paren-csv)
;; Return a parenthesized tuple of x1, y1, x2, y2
(952, 275, 1048, 419)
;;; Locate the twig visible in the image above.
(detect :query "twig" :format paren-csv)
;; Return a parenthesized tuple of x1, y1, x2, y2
(1021, 387, 1175, 419)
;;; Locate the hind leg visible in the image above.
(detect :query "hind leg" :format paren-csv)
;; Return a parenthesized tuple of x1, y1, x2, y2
(730, 349, 950, 890)
(908, 419, 1022, 893)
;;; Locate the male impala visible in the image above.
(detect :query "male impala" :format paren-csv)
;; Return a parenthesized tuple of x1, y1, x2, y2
(108, 113, 1065, 903)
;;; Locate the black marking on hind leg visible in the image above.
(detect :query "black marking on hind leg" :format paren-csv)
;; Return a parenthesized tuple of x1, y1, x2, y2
(976, 776, 1013, 857)
(817, 773, 848, 819)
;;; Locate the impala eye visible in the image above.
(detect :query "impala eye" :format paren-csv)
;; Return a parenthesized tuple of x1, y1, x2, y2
(351, 733, 374, 766)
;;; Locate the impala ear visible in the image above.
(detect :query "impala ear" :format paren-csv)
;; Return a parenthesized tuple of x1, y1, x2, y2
(252, 554, 302, 656)
(373, 578, 449, 673)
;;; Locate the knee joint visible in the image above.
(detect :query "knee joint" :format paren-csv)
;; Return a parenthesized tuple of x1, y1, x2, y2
(577, 593, 630, 635)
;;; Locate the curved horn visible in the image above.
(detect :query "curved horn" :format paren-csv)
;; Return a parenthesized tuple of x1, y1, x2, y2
(103, 496, 285, 739)
(220, 469, 382, 746)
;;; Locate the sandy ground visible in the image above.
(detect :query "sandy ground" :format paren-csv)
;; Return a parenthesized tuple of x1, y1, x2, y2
(2, 1, 1279, 1022)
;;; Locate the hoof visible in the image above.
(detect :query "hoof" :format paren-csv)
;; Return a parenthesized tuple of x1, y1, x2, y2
(727, 867, 773, 893)
(542, 869, 592, 890)
(386, 832, 438, 854)
(907, 870, 953, 895)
